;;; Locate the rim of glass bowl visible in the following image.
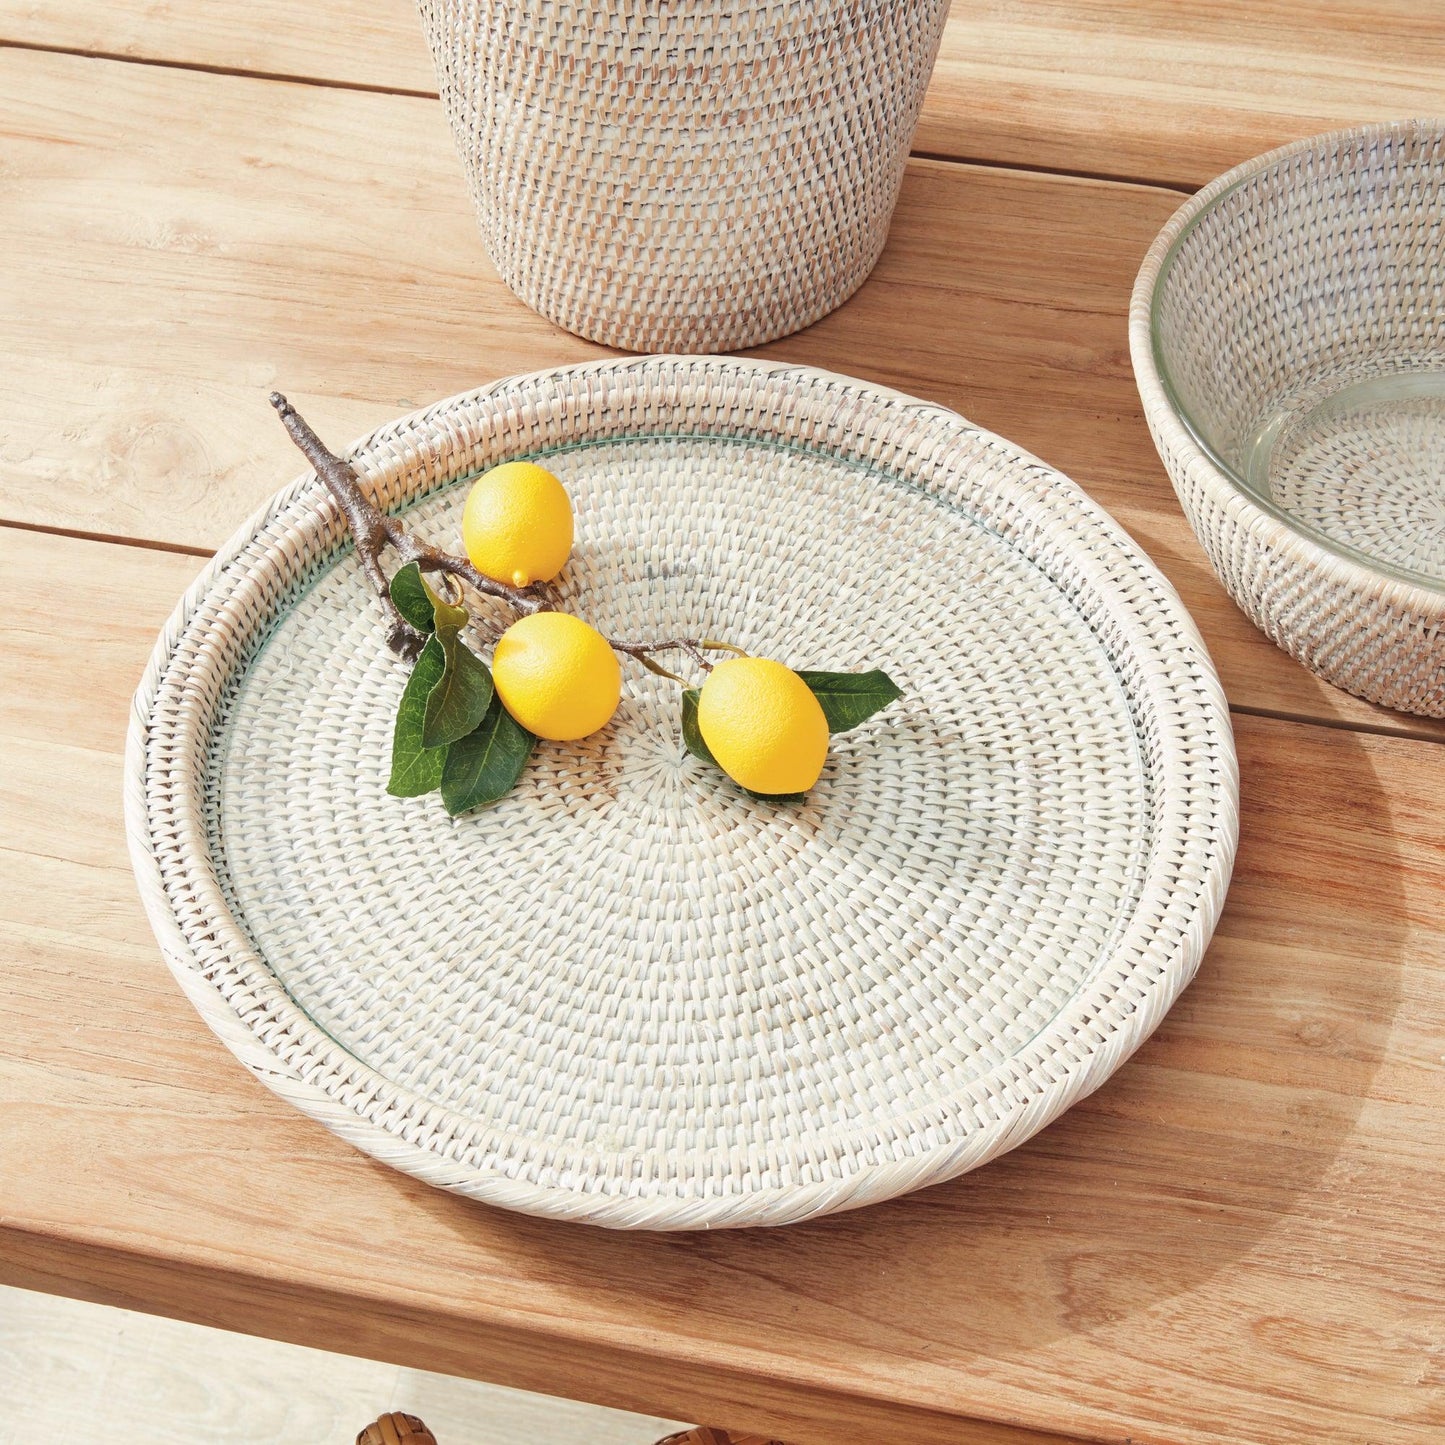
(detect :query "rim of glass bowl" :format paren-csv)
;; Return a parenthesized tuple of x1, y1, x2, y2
(1147, 128, 1445, 598)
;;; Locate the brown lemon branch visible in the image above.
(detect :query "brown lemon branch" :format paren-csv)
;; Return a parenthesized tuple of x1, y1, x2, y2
(270, 393, 737, 672)
(270, 393, 552, 658)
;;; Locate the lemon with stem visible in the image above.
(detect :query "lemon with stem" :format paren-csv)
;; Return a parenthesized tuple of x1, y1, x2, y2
(697, 657, 829, 794)
(492, 612, 621, 742)
(462, 461, 573, 589)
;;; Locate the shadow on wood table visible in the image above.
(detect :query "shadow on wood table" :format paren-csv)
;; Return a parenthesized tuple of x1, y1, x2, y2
(372, 718, 1408, 1440)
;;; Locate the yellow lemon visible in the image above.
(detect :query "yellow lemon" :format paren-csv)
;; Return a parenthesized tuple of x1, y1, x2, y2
(697, 657, 829, 794)
(461, 461, 574, 588)
(492, 612, 621, 741)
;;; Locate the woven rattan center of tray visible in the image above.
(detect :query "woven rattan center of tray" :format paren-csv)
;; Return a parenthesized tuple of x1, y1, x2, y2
(210, 434, 1150, 1184)
(1253, 374, 1445, 581)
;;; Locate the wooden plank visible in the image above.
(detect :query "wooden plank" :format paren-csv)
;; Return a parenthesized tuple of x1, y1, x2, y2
(0, 0, 441, 94)
(4, 1, 1443, 187)
(2, 48, 1440, 744)
(2, 523, 1443, 1445)
(918, 0, 1445, 186)
(0, 1284, 407, 1444)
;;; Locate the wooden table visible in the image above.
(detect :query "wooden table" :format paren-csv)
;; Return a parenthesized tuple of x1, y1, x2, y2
(3, 5, 1442, 1442)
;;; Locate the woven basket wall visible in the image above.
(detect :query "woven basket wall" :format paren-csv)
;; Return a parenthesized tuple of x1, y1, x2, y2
(1131, 121, 1445, 716)
(414, 0, 950, 352)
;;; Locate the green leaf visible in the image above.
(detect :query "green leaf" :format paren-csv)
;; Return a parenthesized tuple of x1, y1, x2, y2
(440, 694, 535, 816)
(430, 590, 468, 636)
(387, 634, 447, 797)
(390, 562, 467, 636)
(422, 633, 494, 750)
(680, 688, 717, 766)
(389, 562, 436, 633)
(744, 787, 808, 803)
(796, 669, 903, 733)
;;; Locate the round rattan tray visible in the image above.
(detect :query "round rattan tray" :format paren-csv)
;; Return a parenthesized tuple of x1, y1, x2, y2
(126, 358, 1237, 1230)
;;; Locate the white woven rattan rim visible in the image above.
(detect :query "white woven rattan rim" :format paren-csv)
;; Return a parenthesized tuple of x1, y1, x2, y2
(1129, 119, 1445, 617)
(126, 357, 1237, 1230)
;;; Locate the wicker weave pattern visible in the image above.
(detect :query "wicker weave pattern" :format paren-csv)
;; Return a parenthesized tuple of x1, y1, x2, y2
(413, 1, 949, 352)
(1131, 120, 1445, 716)
(126, 359, 1236, 1230)
(1263, 377, 1445, 579)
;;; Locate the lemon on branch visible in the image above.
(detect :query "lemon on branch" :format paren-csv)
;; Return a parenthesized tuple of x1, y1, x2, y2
(697, 657, 829, 795)
(462, 461, 573, 589)
(492, 611, 621, 742)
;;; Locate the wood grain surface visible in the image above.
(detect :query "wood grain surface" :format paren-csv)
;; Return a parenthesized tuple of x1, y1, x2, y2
(3, 47, 1442, 745)
(918, 0, 1445, 185)
(4, 0, 1442, 187)
(3, 526, 1442, 1445)
(3, 8, 1444, 1444)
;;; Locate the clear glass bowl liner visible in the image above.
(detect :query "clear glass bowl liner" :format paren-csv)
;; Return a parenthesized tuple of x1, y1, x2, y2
(1149, 121, 1445, 595)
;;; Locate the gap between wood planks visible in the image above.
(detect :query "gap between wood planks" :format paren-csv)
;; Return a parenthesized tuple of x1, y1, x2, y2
(0, 37, 1197, 196)
(0, 517, 225, 560)
(909, 149, 1191, 194)
(0, 38, 438, 99)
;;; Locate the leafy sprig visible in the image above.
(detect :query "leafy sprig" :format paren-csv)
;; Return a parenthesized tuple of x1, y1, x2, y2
(385, 564, 535, 815)
(272, 394, 905, 817)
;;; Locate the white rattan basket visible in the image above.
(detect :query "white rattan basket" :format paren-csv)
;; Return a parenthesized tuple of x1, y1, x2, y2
(1131, 120, 1445, 716)
(414, 1, 950, 352)
(126, 358, 1237, 1230)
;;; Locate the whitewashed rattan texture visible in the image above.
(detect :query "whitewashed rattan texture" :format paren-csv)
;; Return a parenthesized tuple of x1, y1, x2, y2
(413, 0, 949, 352)
(126, 358, 1237, 1230)
(1131, 120, 1445, 716)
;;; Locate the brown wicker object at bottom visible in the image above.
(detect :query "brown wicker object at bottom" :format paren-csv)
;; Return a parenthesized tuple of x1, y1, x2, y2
(655, 1431, 787, 1445)
(355, 1418, 782, 1444)
(357, 1414, 436, 1445)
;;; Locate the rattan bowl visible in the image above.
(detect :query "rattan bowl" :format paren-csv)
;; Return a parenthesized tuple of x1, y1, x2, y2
(1131, 120, 1445, 716)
